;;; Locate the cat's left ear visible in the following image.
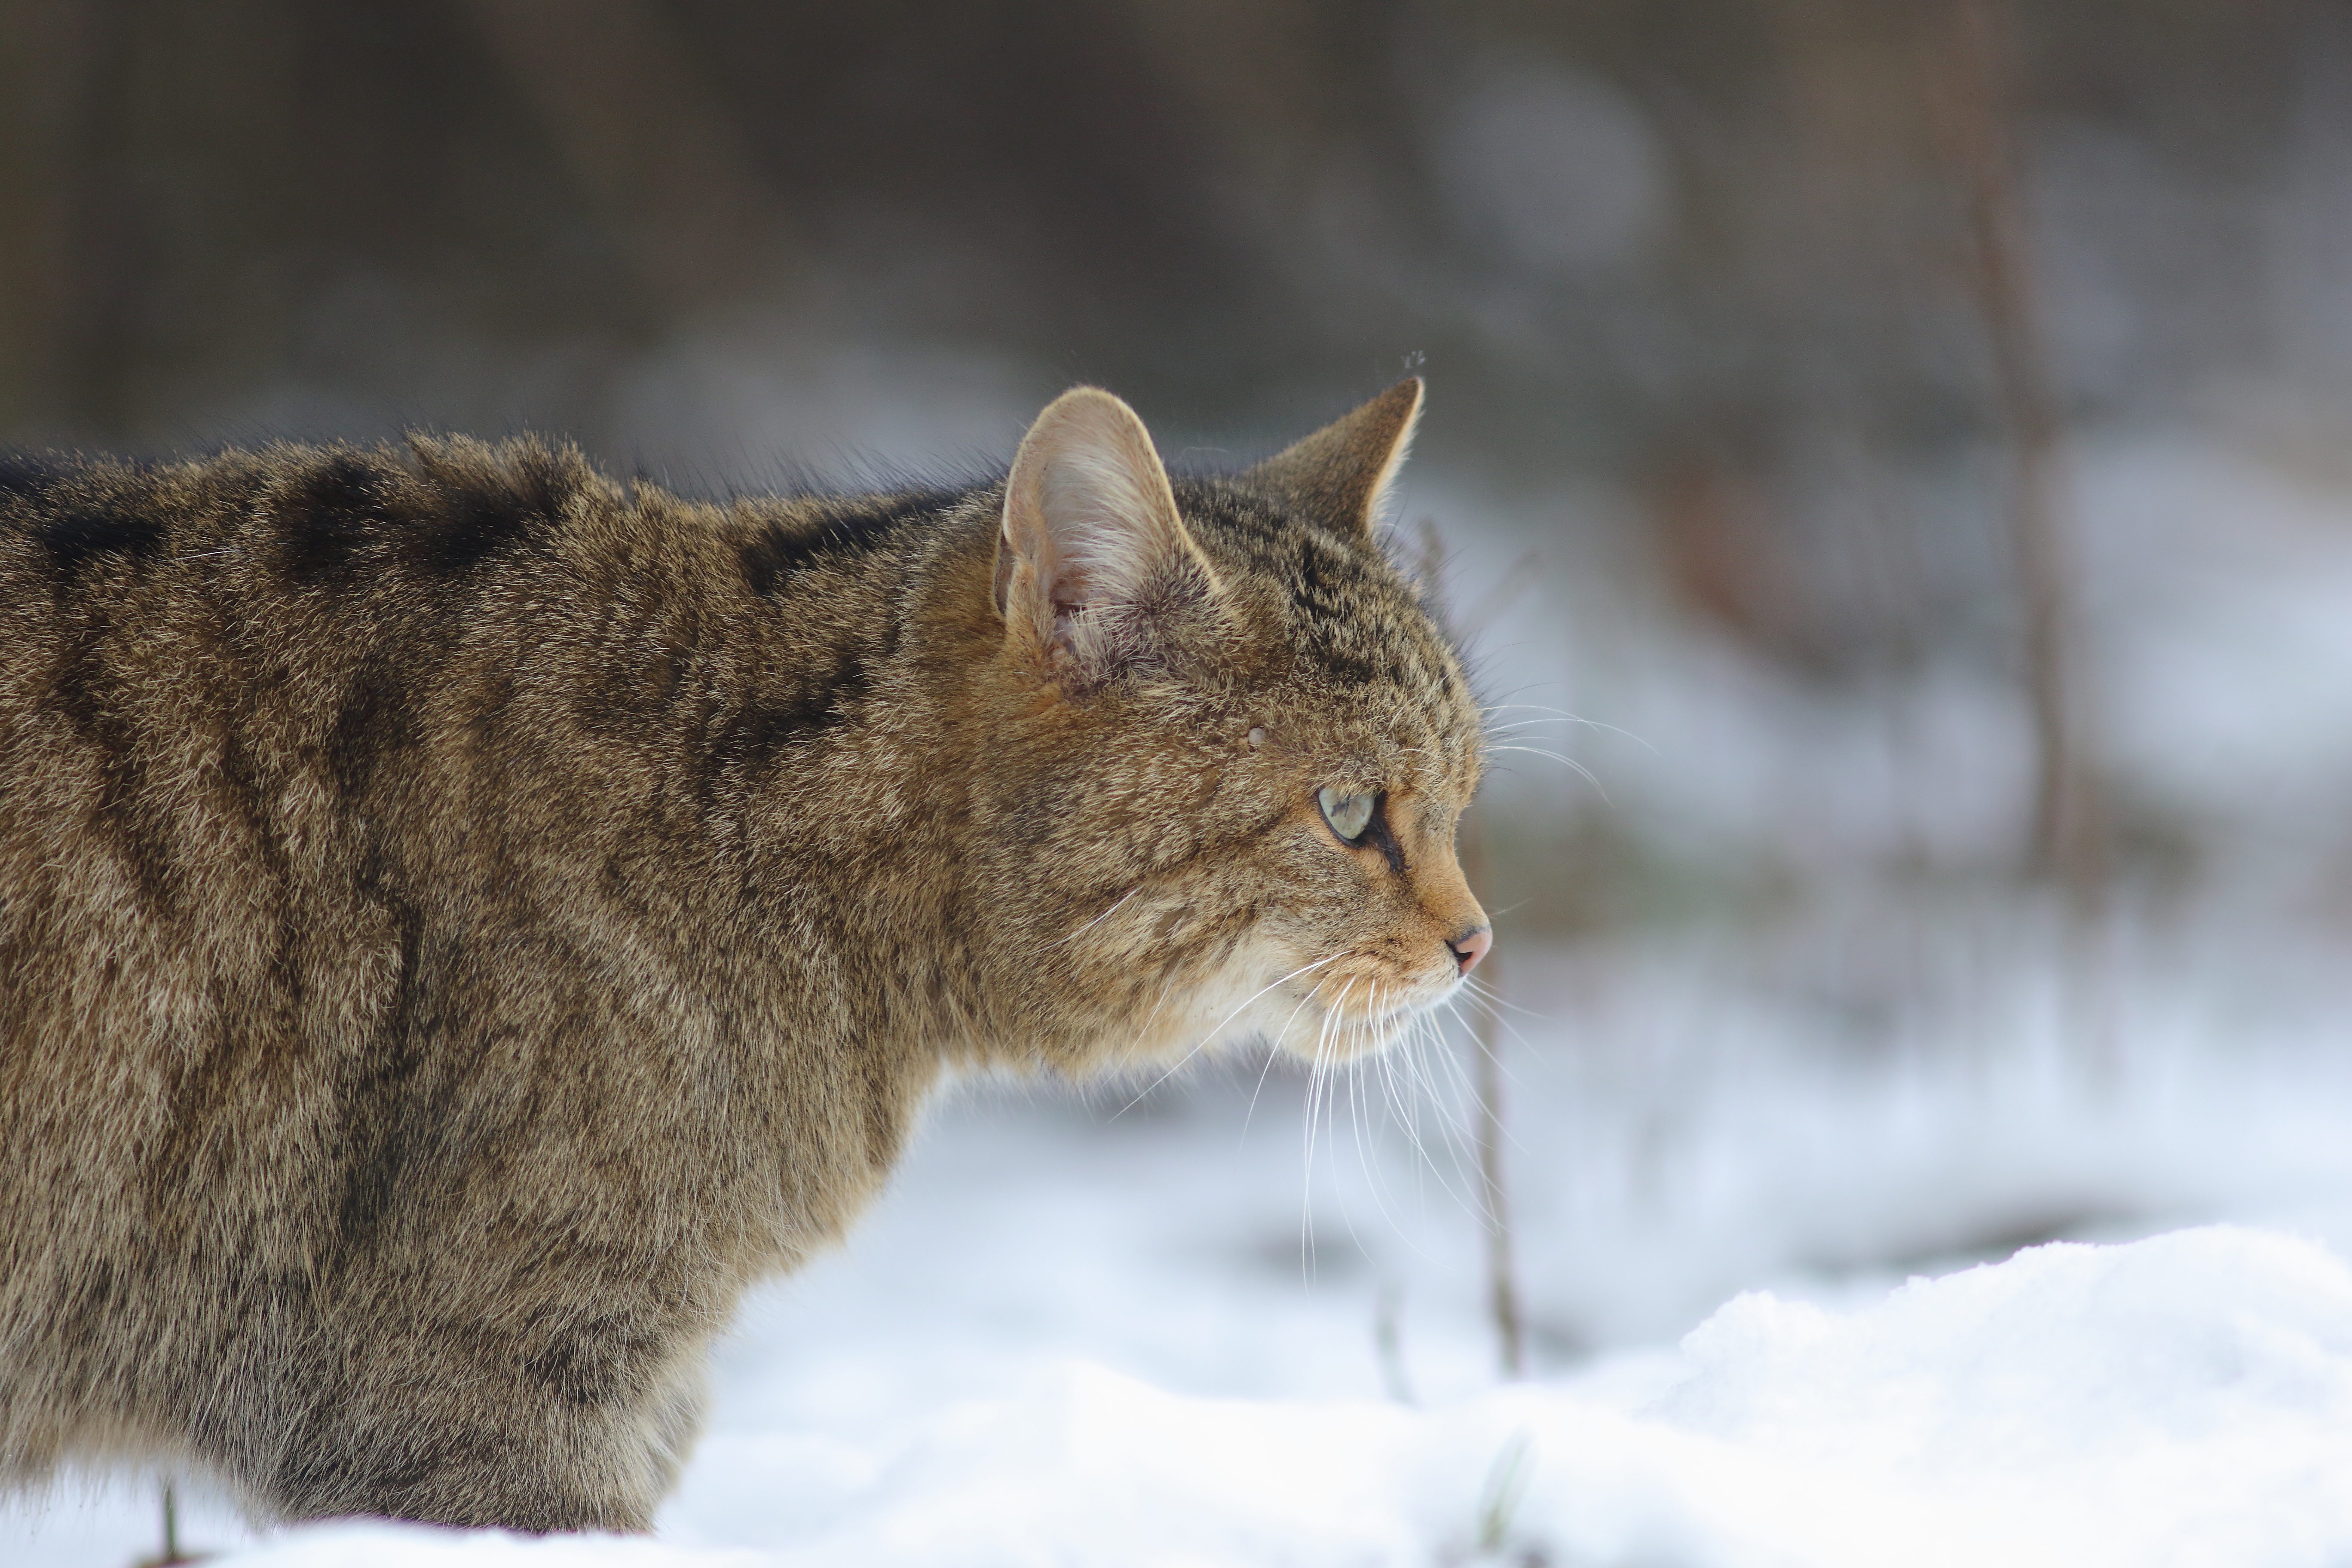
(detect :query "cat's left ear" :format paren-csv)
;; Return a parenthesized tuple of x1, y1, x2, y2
(1244, 377, 1424, 539)
(996, 387, 1223, 683)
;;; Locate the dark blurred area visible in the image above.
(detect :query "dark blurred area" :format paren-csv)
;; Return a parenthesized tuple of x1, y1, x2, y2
(3, 0, 2326, 459)
(8, 0, 2352, 952)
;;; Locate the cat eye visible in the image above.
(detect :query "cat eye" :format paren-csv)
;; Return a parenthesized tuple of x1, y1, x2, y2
(1317, 787, 1378, 845)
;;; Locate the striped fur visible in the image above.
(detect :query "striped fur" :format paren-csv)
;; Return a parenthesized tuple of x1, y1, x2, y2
(0, 383, 1486, 1530)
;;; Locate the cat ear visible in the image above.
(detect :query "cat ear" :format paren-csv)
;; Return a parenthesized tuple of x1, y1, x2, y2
(1244, 377, 1424, 539)
(996, 387, 1222, 682)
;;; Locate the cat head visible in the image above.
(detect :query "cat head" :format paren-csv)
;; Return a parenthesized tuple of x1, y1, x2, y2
(984, 380, 1489, 1072)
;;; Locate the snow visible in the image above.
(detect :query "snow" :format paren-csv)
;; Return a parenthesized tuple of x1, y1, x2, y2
(672, 1231, 2352, 1568)
(17, 1030, 2352, 1568)
(22, 1222, 2352, 1568)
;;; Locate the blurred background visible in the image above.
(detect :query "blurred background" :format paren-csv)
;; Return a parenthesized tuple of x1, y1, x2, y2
(11, 0, 2352, 1482)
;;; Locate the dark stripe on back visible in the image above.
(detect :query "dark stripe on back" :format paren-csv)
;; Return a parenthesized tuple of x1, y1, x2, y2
(279, 453, 398, 587)
(47, 626, 179, 909)
(329, 873, 432, 1259)
(415, 449, 570, 575)
(33, 491, 166, 579)
(0, 454, 61, 503)
(328, 668, 417, 803)
(738, 489, 956, 597)
(706, 646, 869, 779)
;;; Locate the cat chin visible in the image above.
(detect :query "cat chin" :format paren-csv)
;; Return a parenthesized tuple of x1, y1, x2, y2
(1264, 1018, 1407, 1065)
(1252, 986, 1459, 1065)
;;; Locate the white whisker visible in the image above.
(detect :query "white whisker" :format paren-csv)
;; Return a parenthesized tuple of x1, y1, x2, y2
(1245, 980, 1330, 1139)
(1037, 885, 1143, 952)
(1482, 744, 1607, 798)
(1478, 702, 1657, 753)
(1113, 952, 1348, 1117)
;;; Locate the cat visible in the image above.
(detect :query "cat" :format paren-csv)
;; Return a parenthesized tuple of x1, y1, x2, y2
(0, 378, 1490, 1532)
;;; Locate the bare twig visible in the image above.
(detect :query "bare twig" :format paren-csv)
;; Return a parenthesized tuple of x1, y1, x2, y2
(1418, 518, 1532, 1379)
(134, 1481, 199, 1568)
(1474, 1430, 1537, 1555)
(1942, 0, 2107, 918)
(1459, 803, 1527, 1380)
(1942, 0, 2119, 1080)
(1373, 1282, 1417, 1404)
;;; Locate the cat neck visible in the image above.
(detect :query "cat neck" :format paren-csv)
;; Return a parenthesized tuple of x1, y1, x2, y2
(586, 476, 1205, 1084)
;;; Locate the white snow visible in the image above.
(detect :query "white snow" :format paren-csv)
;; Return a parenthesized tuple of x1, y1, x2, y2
(669, 1228, 2352, 1568)
(17, 1016, 2352, 1568)
(21, 1222, 2352, 1568)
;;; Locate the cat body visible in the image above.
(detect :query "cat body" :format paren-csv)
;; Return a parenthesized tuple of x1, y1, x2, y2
(0, 383, 1486, 1530)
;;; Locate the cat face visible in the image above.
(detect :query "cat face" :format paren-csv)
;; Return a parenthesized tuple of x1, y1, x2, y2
(988, 381, 1489, 1069)
(1212, 697, 1488, 1062)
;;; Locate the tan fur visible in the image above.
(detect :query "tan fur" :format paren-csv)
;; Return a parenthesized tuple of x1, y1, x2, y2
(0, 382, 1486, 1531)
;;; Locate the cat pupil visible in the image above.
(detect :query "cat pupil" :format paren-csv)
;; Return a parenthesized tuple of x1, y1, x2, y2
(1318, 787, 1378, 843)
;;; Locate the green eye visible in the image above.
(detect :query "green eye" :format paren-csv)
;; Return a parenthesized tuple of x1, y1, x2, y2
(1317, 787, 1378, 844)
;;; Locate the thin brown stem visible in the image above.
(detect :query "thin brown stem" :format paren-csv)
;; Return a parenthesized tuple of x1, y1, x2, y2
(1943, 0, 2107, 921)
(1417, 517, 1531, 1378)
(1476, 1044, 1526, 1375)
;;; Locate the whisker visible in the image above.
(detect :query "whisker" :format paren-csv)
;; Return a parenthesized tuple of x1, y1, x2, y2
(1458, 977, 1552, 1022)
(1301, 980, 1356, 1283)
(1478, 703, 1660, 753)
(1338, 999, 1492, 1252)
(1389, 1014, 1488, 1219)
(1112, 952, 1347, 1118)
(1482, 744, 1608, 798)
(1451, 995, 1547, 1088)
(1439, 997, 1539, 1164)
(1340, 1002, 1384, 1248)
(1036, 885, 1144, 952)
(1244, 981, 1330, 1139)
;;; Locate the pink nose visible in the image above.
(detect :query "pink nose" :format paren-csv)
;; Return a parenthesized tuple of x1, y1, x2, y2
(1449, 926, 1492, 977)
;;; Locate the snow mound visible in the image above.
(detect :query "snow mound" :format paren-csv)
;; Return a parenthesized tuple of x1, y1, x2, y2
(1648, 1226, 2352, 1565)
(182, 1226, 2352, 1568)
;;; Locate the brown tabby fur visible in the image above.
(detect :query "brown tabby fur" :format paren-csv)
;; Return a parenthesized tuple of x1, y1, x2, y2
(0, 380, 1487, 1531)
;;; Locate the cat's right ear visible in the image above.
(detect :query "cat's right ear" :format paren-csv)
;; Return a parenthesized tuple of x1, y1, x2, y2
(1244, 377, 1423, 539)
(995, 388, 1222, 684)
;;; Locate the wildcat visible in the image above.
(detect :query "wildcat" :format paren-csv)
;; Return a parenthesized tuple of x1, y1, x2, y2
(0, 379, 1489, 1532)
